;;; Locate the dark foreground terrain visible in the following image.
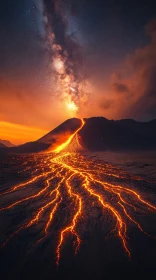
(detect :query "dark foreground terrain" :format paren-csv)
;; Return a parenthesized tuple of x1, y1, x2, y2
(0, 151, 156, 280)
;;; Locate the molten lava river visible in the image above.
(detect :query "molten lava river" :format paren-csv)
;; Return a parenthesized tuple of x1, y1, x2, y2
(0, 120, 156, 279)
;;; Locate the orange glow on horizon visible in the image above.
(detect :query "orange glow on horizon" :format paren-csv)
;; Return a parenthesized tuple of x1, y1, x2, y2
(0, 121, 47, 145)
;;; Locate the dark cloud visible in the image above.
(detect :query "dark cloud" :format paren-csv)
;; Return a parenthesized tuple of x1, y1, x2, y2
(109, 18, 156, 120)
(145, 17, 156, 41)
(99, 99, 114, 110)
(112, 82, 129, 93)
(126, 19, 156, 119)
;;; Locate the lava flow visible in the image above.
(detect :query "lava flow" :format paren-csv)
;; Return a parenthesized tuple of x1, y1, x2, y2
(0, 118, 156, 266)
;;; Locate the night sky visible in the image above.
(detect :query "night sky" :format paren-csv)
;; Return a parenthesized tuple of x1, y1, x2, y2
(0, 0, 156, 144)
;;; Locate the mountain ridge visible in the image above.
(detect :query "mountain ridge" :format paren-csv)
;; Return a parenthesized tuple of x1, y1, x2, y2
(1, 117, 156, 154)
(0, 139, 15, 147)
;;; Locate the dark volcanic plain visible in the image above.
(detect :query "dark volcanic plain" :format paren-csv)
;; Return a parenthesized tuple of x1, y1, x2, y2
(0, 150, 156, 280)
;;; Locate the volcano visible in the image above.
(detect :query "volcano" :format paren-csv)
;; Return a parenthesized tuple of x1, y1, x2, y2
(2, 118, 81, 154)
(1, 117, 156, 154)
(0, 117, 156, 280)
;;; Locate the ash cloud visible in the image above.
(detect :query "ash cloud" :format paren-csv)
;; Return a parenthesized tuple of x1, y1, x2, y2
(112, 82, 129, 94)
(108, 18, 156, 120)
(99, 99, 114, 110)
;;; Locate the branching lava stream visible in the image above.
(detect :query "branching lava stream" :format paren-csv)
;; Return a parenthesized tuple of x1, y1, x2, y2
(0, 119, 156, 267)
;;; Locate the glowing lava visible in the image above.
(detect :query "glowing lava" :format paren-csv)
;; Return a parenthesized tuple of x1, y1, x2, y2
(53, 118, 85, 153)
(0, 119, 156, 267)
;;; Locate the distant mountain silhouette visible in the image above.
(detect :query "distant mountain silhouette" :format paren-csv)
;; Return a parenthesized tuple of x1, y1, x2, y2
(0, 142, 7, 148)
(0, 139, 15, 147)
(1, 117, 156, 154)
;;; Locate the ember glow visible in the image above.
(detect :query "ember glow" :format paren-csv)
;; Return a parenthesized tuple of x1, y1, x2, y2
(0, 119, 156, 266)
(66, 100, 78, 112)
